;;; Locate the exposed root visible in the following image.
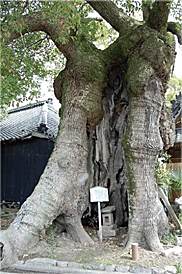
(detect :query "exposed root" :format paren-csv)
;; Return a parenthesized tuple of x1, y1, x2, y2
(145, 229, 164, 252)
(0, 230, 18, 270)
(124, 224, 164, 253)
(64, 216, 94, 246)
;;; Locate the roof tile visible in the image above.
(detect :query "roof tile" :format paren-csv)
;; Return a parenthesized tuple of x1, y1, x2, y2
(0, 100, 60, 142)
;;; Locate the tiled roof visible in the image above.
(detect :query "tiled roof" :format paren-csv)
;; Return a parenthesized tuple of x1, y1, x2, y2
(0, 99, 60, 142)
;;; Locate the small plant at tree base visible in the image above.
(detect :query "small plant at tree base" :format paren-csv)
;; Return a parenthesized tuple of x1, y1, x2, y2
(178, 214, 182, 225)
(176, 262, 182, 274)
(46, 224, 55, 245)
(161, 232, 176, 245)
(155, 152, 182, 198)
(155, 152, 173, 196)
(55, 240, 63, 248)
(48, 250, 57, 259)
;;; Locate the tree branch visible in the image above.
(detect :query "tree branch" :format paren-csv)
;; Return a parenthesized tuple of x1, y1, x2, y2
(146, 0, 172, 34)
(142, 0, 151, 22)
(87, 0, 137, 35)
(1, 11, 75, 59)
(26, 35, 49, 49)
(167, 21, 182, 45)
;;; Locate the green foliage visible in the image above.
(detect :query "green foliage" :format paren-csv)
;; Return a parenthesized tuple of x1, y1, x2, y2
(155, 152, 182, 198)
(1, 33, 55, 117)
(1, 0, 182, 116)
(0, 0, 113, 114)
(155, 153, 173, 196)
(176, 261, 182, 274)
(161, 231, 176, 245)
(170, 0, 182, 22)
(114, 0, 142, 17)
(178, 213, 182, 225)
(46, 224, 55, 245)
(165, 75, 182, 107)
(170, 169, 182, 192)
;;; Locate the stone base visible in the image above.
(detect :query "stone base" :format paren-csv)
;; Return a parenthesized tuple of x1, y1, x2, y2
(101, 225, 119, 237)
(102, 224, 117, 230)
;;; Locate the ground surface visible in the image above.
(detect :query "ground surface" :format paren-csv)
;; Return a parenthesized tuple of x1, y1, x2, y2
(1, 208, 182, 271)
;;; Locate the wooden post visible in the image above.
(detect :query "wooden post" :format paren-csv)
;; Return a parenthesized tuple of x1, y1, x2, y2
(158, 188, 182, 230)
(98, 201, 102, 242)
(132, 243, 139, 260)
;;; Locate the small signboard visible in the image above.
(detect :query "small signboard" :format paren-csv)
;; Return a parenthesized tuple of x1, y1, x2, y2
(90, 186, 109, 202)
(90, 187, 109, 242)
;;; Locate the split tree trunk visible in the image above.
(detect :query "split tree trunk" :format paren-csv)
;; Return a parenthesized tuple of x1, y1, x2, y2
(0, 21, 176, 269)
(90, 65, 129, 227)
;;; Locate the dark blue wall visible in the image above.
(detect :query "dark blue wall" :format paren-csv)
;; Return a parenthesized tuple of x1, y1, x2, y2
(1, 138, 54, 204)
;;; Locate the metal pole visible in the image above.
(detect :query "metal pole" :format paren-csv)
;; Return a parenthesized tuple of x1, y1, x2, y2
(98, 201, 102, 242)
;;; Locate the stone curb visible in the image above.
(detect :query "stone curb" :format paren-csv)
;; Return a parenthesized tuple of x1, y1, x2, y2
(7, 258, 178, 274)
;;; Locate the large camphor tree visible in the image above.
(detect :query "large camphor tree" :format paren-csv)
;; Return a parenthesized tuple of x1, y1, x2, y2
(0, 0, 182, 269)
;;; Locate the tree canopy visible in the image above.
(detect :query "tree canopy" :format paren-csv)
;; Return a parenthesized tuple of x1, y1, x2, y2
(1, 0, 181, 114)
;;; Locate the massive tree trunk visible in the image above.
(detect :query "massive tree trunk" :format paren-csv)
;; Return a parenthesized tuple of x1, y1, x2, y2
(1, 0, 180, 269)
(0, 54, 107, 268)
(89, 22, 176, 251)
(120, 25, 176, 251)
(123, 76, 169, 251)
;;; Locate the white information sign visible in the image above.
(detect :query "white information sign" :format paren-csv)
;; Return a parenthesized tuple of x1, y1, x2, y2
(90, 187, 109, 242)
(90, 186, 109, 202)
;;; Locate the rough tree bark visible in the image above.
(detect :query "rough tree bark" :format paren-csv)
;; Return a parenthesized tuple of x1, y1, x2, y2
(121, 26, 176, 250)
(0, 44, 107, 268)
(87, 1, 176, 252)
(0, 0, 181, 269)
(123, 76, 170, 251)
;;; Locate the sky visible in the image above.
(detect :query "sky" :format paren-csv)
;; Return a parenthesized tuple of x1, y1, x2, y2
(173, 42, 182, 78)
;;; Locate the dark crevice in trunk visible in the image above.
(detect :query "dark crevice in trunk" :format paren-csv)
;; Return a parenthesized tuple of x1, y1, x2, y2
(88, 64, 129, 227)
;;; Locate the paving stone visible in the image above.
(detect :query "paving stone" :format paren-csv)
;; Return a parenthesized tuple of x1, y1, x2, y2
(175, 236, 182, 246)
(164, 266, 177, 274)
(67, 262, 83, 269)
(24, 258, 57, 267)
(83, 263, 94, 270)
(105, 265, 116, 271)
(152, 267, 165, 274)
(90, 264, 105, 271)
(115, 265, 130, 272)
(56, 261, 68, 268)
(161, 246, 182, 257)
(130, 267, 151, 273)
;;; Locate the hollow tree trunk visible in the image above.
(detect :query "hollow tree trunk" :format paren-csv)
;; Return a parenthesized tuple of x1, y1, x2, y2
(0, 23, 176, 268)
(90, 65, 129, 226)
(123, 76, 169, 251)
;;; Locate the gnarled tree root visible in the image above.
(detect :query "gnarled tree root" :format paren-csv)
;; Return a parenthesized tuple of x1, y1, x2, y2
(0, 230, 18, 269)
